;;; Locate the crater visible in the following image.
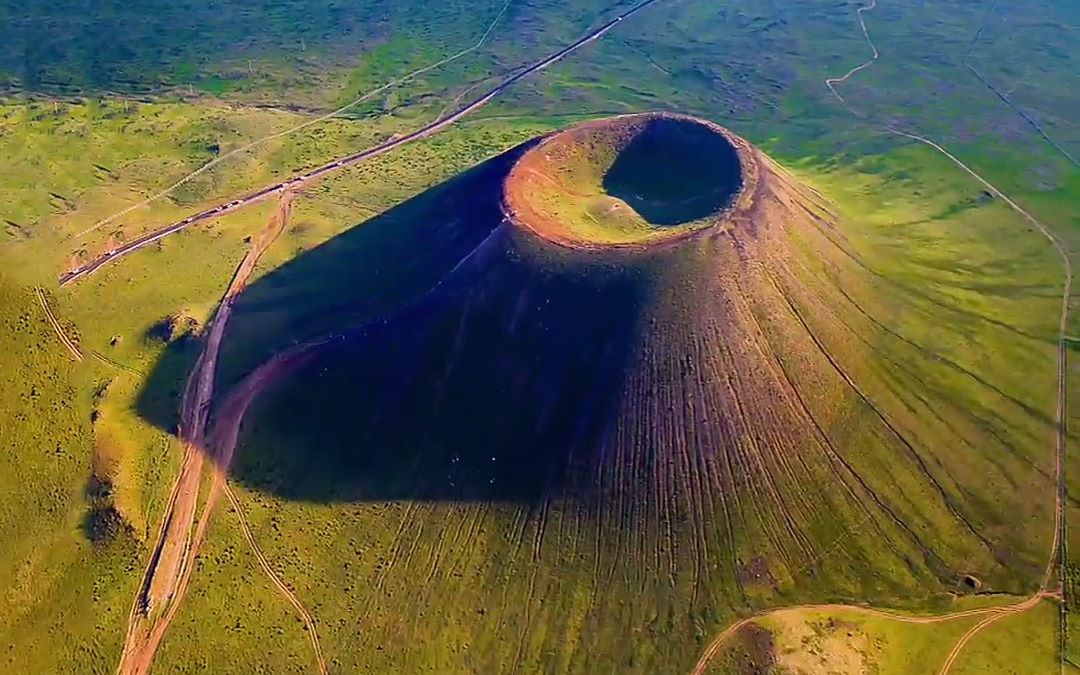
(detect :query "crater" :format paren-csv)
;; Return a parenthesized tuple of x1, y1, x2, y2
(503, 112, 753, 249)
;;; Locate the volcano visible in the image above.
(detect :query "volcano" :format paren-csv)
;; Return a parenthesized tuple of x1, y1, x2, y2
(219, 113, 1040, 672)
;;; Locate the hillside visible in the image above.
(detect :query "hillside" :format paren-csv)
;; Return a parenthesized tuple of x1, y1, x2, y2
(1, 0, 1074, 671)
(183, 114, 1057, 672)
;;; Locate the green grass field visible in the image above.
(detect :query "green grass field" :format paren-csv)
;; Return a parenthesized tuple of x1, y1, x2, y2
(714, 607, 980, 675)
(706, 597, 1059, 675)
(0, 0, 1076, 672)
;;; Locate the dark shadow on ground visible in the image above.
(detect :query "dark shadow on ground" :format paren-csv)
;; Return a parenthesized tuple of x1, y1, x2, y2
(136, 141, 537, 438)
(136, 138, 663, 505)
(602, 116, 742, 225)
(233, 232, 657, 504)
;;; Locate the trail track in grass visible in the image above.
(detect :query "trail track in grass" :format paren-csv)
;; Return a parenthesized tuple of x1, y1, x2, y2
(35, 287, 83, 361)
(960, 0, 1077, 168)
(223, 481, 328, 675)
(38, 287, 149, 376)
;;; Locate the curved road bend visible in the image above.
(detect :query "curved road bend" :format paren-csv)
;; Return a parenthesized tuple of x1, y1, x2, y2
(58, 0, 661, 287)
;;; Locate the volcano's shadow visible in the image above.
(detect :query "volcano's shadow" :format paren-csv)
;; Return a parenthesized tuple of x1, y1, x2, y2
(238, 237, 655, 504)
(137, 138, 657, 505)
(135, 141, 536, 439)
(601, 116, 742, 225)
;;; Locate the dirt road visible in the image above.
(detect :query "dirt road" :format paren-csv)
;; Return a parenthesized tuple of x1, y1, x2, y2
(115, 193, 328, 675)
(59, 0, 663, 287)
(823, 0, 878, 103)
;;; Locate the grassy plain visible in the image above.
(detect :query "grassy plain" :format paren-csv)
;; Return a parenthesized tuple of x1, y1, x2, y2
(709, 607, 980, 675)
(0, 0, 1076, 672)
(950, 600, 1061, 675)
(0, 278, 139, 673)
(2, 0, 515, 104)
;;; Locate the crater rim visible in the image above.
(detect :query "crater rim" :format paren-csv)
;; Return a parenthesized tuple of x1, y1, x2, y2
(502, 111, 759, 251)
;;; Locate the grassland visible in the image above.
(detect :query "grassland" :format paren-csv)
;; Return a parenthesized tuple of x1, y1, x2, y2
(0, 0, 1076, 672)
(0, 276, 140, 673)
(702, 596, 1059, 675)
(2, 0, 518, 105)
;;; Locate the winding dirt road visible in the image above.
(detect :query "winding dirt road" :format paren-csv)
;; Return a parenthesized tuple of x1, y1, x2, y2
(115, 193, 329, 675)
(693, 2, 1071, 673)
(823, 0, 878, 103)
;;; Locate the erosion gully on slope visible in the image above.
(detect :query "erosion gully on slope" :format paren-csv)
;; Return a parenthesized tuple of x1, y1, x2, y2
(694, 1, 1071, 673)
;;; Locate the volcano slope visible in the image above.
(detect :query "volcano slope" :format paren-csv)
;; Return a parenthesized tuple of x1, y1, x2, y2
(147, 113, 1056, 672)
